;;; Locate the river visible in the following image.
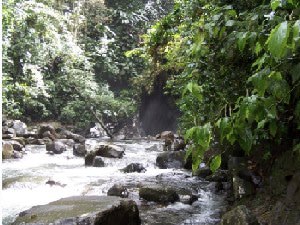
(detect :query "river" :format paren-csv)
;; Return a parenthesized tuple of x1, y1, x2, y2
(2, 138, 226, 225)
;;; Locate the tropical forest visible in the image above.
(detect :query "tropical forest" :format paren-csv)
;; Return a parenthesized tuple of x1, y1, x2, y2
(2, 0, 300, 224)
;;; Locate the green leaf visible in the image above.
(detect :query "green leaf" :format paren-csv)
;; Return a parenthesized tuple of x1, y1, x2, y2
(268, 77, 290, 104)
(248, 69, 270, 96)
(269, 120, 277, 137)
(197, 123, 212, 149)
(238, 128, 253, 154)
(271, 0, 281, 10)
(210, 155, 221, 173)
(216, 117, 231, 142)
(192, 148, 203, 171)
(257, 119, 266, 129)
(267, 21, 289, 59)
(183, 82, 203, 102)
(237, 32, 248, 52)
(255, 42, 262, 55)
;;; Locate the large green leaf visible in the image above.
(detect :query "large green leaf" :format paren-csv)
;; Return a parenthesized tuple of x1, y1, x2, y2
(183, 82, 203, 102)
(210, 154, 221, 173)
(216, 117, 231, 142)
(237, 32, 248, 52)
(267, 21, 289, 59)
(271, 0, 281, 10)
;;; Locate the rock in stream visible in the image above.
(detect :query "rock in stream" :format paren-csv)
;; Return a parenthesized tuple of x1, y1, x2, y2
(12, 196, 141, 225)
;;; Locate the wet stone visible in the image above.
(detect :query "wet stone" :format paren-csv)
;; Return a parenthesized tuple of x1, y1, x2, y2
(107, 184, 129, 198)
(121, 163, 146, 173)
(139, 186, 180, 204)
(12, 196, 141, 225)
(93, 156, 105, 167)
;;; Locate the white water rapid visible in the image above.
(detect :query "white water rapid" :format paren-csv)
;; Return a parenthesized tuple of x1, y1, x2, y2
(2, 139, 226, 225)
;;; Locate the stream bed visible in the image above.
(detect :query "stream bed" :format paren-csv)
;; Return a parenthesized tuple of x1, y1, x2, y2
(2, 138, 227, 225)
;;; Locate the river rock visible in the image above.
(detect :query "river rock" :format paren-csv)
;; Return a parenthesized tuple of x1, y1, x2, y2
(46, 141, 67, 154)
(42, 131, 56, 140)
(93, 156, 105, 167)
(206, 170, 229, 182)
(38, 125, 57, 139)
(156, 151, 191, 169)
(73, 143, 86, 157)
(11, 137, 26, 146)
(177, 189, 198, 205)
(13, 150, 23, 158)
(59, 139, 75, 147)
(173, 137, 186, 151)
(72, 133, 86, 143)
(232, 176, 255, 199)
(85, 152, 95, 166)
(4, 140, 23, 152)
(121, 163, 146, 173)
(96, 144, 124, 158)
(3, 126, 16, 136)
(2, 143, 14, 159)
(12, 196, 141, 225)
(26, 138, 45, 145)
(139, 186, 180, 204)
(107, 184, 129, 198)
(160, 131, 175, 141)
(13, 120, 28, 136)
(43, 137, 53, 145)
(192, 166, 212, 178)
(220, 205, 259, 225)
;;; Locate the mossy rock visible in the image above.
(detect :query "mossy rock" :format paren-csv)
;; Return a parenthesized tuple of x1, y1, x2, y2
(12, 196, 141, 225)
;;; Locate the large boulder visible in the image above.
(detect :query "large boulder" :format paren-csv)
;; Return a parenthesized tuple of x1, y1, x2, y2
(2, 143, 14, 159)
(12, 120, 28, 136)
(107, 184, 129, 198)
(3, 140, 24, 152)
(156, 151, 191, 169)
(57, 129, 85, 143)
(139, 186, 180, 204)
(220, 205, 259, 225)
(46, 141, 67, 154)
(73, 143, 86, 157)
(12, 196, 141, 225)
(121, 163, 146, 173)
(160, 131, 175, 141)
(38, 125, 57, 139)
(96, 144, 124, 158)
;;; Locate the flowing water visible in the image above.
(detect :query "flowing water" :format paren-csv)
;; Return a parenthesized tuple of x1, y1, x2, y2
(2, 138, 226, 225)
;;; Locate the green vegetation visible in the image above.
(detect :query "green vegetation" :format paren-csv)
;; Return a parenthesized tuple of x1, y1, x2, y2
(130, 0, 300, 170)
(3, 0, 300, 170)
(2, 0, 170, 128)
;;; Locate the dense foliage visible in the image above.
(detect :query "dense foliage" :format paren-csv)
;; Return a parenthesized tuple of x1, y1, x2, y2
(2, 0, 171, 128)
(131, 0, 300, 170)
